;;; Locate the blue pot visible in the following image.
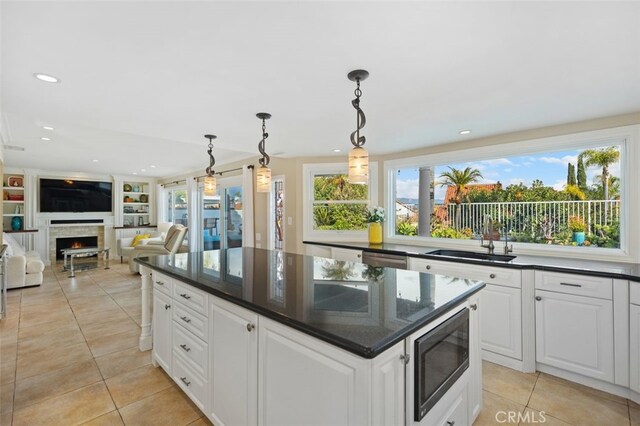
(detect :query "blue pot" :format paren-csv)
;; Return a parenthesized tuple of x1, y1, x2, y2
(11, 216, 23, 231)
(573, 231, 585, 245)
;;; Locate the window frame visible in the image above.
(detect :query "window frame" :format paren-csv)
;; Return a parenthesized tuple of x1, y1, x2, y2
(383, 125, 639, 262)
(303, 162, 378, 242)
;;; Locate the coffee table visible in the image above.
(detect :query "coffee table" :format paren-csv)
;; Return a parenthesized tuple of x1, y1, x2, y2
(61, 247, 110, 278)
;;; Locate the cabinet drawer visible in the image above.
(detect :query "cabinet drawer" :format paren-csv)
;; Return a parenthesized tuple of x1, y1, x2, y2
(173, 281, 208, 316)
(173, 300, 208, 342)
(535, 271, 612, 300)
(409, 257, 521, 288)
(152, 271, 172, 296)
(172, 355, 207, 412)
(631, 282, 640, 306)
(331, 247, 363, 263)
(173, 323, 208, 377)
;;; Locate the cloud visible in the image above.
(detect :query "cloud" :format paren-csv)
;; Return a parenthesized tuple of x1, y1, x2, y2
(480, 158, 515, 167)
(508, 178, 530, 186)
(552, 179, 566, 191)
(538, 154, 578, 166)
(395, 178, 419, 199)
(504, 168, 513, 173)
(523, 161, 533, 167)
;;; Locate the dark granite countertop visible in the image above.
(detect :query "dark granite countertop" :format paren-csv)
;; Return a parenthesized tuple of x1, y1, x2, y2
(304, 241, 640, 282)
(135, 247, 485, 358)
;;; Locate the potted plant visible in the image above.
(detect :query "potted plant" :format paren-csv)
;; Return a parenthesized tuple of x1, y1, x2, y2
(568, 216, 587, 245)
(366, 206, 385, 245)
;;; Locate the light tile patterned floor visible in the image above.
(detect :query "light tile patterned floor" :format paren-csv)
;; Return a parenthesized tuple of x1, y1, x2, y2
(0, 263, 210, 426)
(1, 264, 638, 425)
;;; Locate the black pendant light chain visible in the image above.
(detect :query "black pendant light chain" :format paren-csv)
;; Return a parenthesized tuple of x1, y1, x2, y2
(350, 75, 367, 148)
(205, 134, 216, 176)
(257, 114, 271, 167)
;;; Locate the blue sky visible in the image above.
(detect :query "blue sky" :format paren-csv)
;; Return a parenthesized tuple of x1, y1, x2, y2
(395, 146, 621, 201)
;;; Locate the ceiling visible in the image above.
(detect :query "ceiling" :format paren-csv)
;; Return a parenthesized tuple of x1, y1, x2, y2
(2, 1, 639, 178)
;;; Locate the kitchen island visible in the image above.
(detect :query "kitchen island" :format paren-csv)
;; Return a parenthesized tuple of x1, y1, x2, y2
(136, 248, 485, 426)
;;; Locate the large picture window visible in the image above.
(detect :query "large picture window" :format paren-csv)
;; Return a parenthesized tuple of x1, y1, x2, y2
(390, 141, 624, 251)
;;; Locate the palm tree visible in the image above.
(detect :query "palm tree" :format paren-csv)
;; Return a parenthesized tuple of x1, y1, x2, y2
(438, 166, 483, 229)
(580, 147, 620, 201)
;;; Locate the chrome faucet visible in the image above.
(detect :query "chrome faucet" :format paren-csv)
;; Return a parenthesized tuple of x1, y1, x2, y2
(503, 224, 513, 256)
(480, 215, 495, 255)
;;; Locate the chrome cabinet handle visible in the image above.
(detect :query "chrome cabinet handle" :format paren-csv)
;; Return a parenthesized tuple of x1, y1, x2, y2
(164, 304, 171, 310)
(560, 282, 582, 288)
(399, 354, 410, 364)
(180, 377, 191, 386)
(180, 316, 191, 323)
(535, 296, 542, 301)
(470, 304, 478, 311)
(246, 323, 255, 332)
(357, 254, 361, 258)
(489, 273, 496, 279)
(180, 344, 191, 352)
(447, 421, 455, 426)
(179, 293, 191, 300)
(155, 281, 164, 286)
(426, 265, 431, 270)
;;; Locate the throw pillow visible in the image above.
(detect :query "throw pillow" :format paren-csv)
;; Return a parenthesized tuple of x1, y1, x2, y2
(3, 233, 25, 257)
(131, 234, 151, 247)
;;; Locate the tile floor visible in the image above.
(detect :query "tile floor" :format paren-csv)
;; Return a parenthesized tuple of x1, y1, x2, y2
(0, 263, 638, 425)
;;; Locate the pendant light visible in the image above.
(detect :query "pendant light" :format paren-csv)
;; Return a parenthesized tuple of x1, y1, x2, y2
(204, 134, 217, 196)
(347, 69, 369, 185)
(256, 112, 272, 192)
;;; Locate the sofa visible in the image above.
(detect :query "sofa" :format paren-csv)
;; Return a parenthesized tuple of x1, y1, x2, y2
(3, 233, 45, 289)
(117, 222, 173, 263)
(129, 224, 188, 273)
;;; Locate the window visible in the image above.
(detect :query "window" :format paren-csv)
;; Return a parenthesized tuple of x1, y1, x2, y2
(166, 188, 188, 228)
(303, 163, 378, 241)
(388, 137, 627, 254)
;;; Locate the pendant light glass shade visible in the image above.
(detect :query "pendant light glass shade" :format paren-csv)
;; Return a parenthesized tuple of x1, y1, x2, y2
(348, 146, 368, 185)
(204, 175, 217, 196)
(256, 165, 271, 193)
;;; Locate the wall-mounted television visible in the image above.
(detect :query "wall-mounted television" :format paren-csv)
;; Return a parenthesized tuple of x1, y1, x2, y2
(39, 179, 113, 213)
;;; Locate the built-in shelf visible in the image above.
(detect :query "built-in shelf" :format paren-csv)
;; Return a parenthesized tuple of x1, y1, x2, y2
(3, 214, 24, 217)
(123, 202, 148, 205)
(3, 186, 24, 191)
(123, 191, 149, 195)
(123, 213, 150, 216)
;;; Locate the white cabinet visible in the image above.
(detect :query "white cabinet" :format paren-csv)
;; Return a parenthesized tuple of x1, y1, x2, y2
(331, 247, 363, 263)
(152, 291, 173, 373)
(468, 294, 483, 423)
(630, 282, 640, 393)
(209, 298, 258, 426)
(480, 284, 522, 360)
(258, 317, 371, 426)
(371, 342, 405, 426)
(535, 289, 614, 382)
(305, 244, 332, 258)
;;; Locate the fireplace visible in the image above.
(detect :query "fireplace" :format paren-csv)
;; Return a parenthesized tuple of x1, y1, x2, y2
(55, 236, 98, 260)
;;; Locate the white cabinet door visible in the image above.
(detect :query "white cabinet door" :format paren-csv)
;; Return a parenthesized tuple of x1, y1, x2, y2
(331, 247, 363, 263)
(630, 304, 640, 393)
(209, 297, 258, 426)
(480, 284, 522, 360)
(152, 291, 173, 373)
(468, 295, 483, 423)
(258, 317, 370, 426)
(371, 342, 404, 426)
(535, 290, 614, 382)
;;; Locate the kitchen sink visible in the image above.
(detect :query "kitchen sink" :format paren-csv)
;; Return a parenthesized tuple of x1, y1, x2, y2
(427, 249, 517, 262)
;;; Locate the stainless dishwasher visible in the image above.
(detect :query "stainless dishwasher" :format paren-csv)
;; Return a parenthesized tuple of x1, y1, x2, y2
(361, 251, 408, 269)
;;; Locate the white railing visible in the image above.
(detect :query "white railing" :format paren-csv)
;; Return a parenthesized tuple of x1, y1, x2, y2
(443, 200, 620, 235)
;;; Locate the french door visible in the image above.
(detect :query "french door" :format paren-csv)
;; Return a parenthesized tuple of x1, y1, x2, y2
(199, 177, 243, 251)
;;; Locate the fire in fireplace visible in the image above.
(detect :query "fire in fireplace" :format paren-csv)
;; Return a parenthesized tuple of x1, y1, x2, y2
(55, 236, 98, 260)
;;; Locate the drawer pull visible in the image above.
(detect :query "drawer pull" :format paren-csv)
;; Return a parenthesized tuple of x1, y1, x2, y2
(155, 281, 164, 286)
(426, 265, 431, 270)
(179, 293, 192, 300)
(164, 304, 171, 310)
(246, 323, 255, 332)
(180, 316, 191, 323)
(179, 344, 191, 352)
(470, 303, 478, 311)
(357, 254, 361, 258)
(535, 296, 542, 301)
(180, 377, 191, 387)
(560, 282, 582, 288)
(489, 273, 496, 279)
(447, 422, 455, 426)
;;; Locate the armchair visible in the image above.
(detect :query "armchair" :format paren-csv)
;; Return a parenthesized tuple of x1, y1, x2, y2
(3, 233, 44, 289)
(117, 222, 173, 263)
(129, 224, 188, 273)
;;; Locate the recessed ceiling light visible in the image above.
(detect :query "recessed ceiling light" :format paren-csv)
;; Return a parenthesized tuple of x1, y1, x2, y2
(33, 73, 61, 83)
(141, 169, 147, 172)
(41, 137, 51, 141)
(92, 159, 99, 163)
(133, 172, 138, 175)
(333, 149, 341, 153)
(150, 165, 156, 168)
(459, 130, 472, 135)
(42, 126, 54, 130)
